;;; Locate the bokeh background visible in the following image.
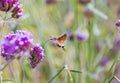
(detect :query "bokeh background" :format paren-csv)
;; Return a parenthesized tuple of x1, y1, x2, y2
(1, 0, 120, 83)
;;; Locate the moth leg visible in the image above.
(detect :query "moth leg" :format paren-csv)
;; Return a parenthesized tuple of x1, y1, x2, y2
(62, 46, 65, 51)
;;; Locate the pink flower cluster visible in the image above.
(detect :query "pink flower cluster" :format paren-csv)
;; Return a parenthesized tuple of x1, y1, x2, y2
(1, 30, 44, 68)
(0, 0, 23, 18)
(30, 45, 44, 68)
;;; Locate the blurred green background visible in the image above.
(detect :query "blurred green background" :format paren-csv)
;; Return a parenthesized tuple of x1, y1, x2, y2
(0, 0, 120, 83)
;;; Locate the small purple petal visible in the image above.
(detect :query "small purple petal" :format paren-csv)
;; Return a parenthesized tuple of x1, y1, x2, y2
(77, 32, 89, 41)
(67, 31, 74, 41)
(100, 57, 109, 66)
(116, 20, 120, 27)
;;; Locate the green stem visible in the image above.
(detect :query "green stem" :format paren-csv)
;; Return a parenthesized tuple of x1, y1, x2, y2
(87, 20, 94, 69)
(67, 69, 73, 83)
(103, 53, 120, 83)
(64, 69, 67, 83)
(0, 59, 13, 71)
(0, 59, 13, 83)
(48, 66, 65, 83)
(71, 0, 78, 31)
(8, 62, 16, 82)
(70, 70, 82, 73)
(114, 76, 120, 82)
(3, 12, 7, 27)
(2, 79, 14, 81)
(18, 60, 24, 83)
(0, 14, 3, 18)
(108, 76, 115, 83)
(74, 38, 81, 83)
(6, 17, 12, 20)
(0, 71, 2, 83)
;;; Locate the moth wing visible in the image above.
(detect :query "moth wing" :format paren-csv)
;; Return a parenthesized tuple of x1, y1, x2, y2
(57, 34, 67, 46)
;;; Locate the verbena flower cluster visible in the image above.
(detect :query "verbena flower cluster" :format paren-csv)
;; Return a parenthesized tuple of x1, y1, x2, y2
(1, 30, 44, 68)
(0, 0, 23, 18)
(30, 45, 44, 68)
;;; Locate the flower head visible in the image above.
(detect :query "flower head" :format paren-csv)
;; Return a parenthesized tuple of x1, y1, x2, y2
(15, 30, 33, 51)
(0, 30, 45, 68)
(1, 30, 33, 61)
(77, 31, 89, 41)
(0, 0, 23, 18)
(29, 45, 44, 68)
(100, 57, 109, 66)
(67, 31, 74, 41)
(11, 2, 23, 18)
(116, 20, 120, 27)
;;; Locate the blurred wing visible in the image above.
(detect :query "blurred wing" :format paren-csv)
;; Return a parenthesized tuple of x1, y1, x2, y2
(57, 34, 67, 46)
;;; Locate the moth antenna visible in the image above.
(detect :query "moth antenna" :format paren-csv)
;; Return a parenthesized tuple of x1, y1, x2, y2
(49, 36, 56, 40)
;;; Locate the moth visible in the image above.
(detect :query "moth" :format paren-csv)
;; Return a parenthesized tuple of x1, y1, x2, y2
(49, 33, 67, 50)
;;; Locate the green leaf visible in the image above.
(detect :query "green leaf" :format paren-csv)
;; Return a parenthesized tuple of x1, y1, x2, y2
(70, 70, 82, 73)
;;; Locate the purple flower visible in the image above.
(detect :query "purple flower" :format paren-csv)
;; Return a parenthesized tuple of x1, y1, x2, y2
(67, 31, 74, 41)
(0, 0, 23, 18)
(15, 30, 33, 51)
(2, 32, 16, 54)
(29, 45, 44, 68)
(11, 2, 23, 18)
(100, 57, 109, 66)
(46, 0, 57, 4)
(116, 20, 120, 27)
(0, 30, 45, 68)
(1, 30, 34, 61)
(78, 0, 91, 4)
(77, 31, 89, 41)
